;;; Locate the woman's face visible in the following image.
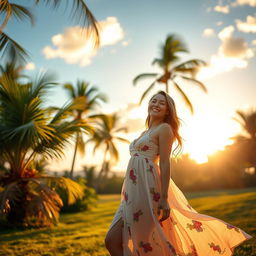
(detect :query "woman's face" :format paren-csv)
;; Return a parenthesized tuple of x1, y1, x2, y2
(148, 94, 168, 120)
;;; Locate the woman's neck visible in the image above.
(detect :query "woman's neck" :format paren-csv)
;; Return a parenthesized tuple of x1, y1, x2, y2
(148, 118, 164, 130)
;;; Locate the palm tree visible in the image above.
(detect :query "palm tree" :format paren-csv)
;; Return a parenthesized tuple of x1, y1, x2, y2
(230, 108, 256, 173)
(133, 34, 207, 114)
(0, 0, 100, 63)
(86, 113, 130, 191)
(0, 68, 88, 227)
(63, 80, 108, 179)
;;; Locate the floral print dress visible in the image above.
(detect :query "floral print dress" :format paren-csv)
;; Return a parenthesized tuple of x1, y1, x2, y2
(107, 130, 253, 256)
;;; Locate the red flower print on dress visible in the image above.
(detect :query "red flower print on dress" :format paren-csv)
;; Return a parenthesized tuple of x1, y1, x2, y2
(147, 164, 153, 173)
(134, 153, 139, 157)
(187, 204, 192, 210)
(208, 242, 226, 254)
(150, 188, 160, 202)
(141, 145, 149, 151)
(139, 241, 153, 253)
(144, 157, 149, 163)
(187, 220, 203, 232)
(129, 169, 137, 184)
(226, 223, 240, 233)
(187, 245, 198, 256)
(133, 210, 143, 222)
(166, 241, 176, 254)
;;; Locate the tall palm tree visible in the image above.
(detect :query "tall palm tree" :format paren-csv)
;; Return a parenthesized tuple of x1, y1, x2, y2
(0, 0, 100, 63)
(230, 108, 256, 173)
(0, 68, 87, 227)
(63, 80, 108, 179)
(133, 34, 207, 114)
(86, 113, 130, 191)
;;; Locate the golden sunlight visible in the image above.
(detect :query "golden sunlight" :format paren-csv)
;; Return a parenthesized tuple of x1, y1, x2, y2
(182, 113, 236, 164)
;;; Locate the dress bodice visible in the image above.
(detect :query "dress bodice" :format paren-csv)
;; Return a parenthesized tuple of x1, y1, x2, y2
(129, 130, 159, 162)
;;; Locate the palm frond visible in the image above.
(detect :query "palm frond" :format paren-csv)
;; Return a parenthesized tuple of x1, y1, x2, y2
(0, 62, 25, 80)
(108, 140, 119, 162)
(0, 2, 34, 31)
(26, 178, 63, 226)
(160, 34, 189, 68)
(70, 0, 100, 48)
(29, 71, 58, 100)
(133, 73, 158, 86)
(173, 81, 194, 114)
(152, 58, 164, 67)
(0, 32, 29, 64)
(115, 136, 130, 144)
(0, 181, 23, 216)
(114, 127, 129, 133)
(180, 76, 208, 93)
(63, 83, 76, 99)
(44, 176, 84, 205)
(174, 59, 207, 78)
(77, 132, 85, 155)
(139, 81, 156, 105)
(35, 0, 100, 48)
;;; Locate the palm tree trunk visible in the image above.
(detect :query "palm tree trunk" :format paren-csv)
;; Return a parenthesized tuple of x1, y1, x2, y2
(165, 81, 169, 94)
(95, 147, 108, 192)
(70, 132, 79, 179)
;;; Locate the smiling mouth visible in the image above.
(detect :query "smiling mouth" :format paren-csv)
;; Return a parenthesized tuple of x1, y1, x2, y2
(152, 107, 160, 112)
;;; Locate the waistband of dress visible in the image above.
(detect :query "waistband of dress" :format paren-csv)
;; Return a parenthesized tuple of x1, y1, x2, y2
(130, 151, 157, 162)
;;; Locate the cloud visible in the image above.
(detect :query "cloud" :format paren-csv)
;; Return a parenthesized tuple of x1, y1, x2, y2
(252, 39, 256, 45)
(216, 21, 223, 26)
(43, 17, 124, 66)
(214, 5, 230, 13)
(218, 26, 253, 58)
(218, 25, 234, 40)
(231, 0, 256, 7)
(202, 28, 216, 37)
(25, 62, 35, 70)
(236, 15, 256, 33)
(197, 25, 254, 80)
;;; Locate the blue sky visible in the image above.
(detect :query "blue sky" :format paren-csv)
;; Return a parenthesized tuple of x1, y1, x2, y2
(2, 0, 256, 173)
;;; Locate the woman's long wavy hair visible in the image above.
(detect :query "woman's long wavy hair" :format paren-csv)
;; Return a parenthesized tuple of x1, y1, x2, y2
(145, 90, 184, 159)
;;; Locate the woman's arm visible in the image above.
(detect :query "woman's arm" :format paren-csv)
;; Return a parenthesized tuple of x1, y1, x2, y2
(158, 123, 174, 199)
(157, 123, 174, 221)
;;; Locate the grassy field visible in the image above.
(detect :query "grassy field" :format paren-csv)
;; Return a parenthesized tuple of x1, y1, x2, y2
(0, 187, 255, 256)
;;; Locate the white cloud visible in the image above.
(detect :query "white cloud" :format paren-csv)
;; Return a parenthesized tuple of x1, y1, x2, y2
(218, 25, 234, 40)
(216, 21, 223, 26)
(202, 28, 216, 37)
(43, 17, 124, 66)
(197, 25, 254, 80)
(236, 16, 256, 33)
(25, 62, 35, 70)
(232, 0, 256, 7)
(214, 5, 230, 13)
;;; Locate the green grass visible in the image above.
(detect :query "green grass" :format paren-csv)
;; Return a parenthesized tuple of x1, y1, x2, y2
(0, 188, 255, 256)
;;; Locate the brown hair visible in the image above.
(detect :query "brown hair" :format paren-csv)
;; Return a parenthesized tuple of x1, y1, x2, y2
(145, 90, 184, 158)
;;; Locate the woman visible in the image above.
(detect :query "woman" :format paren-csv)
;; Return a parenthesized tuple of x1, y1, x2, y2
(105, 90, 253, 256)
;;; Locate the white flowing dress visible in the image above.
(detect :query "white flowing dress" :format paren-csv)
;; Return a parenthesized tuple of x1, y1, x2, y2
(107, 130, 253, 256)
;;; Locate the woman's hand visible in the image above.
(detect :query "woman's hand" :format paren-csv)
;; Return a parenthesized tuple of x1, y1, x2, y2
(157, 197, 171, 222)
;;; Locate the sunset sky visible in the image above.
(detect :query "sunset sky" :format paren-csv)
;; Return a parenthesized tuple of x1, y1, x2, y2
(3, 0, 256, 174)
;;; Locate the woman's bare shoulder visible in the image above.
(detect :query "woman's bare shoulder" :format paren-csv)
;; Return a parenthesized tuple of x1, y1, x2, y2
(158, 123, 173, 134)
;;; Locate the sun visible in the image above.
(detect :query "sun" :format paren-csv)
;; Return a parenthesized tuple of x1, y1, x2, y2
(181, 113, 236, 164)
